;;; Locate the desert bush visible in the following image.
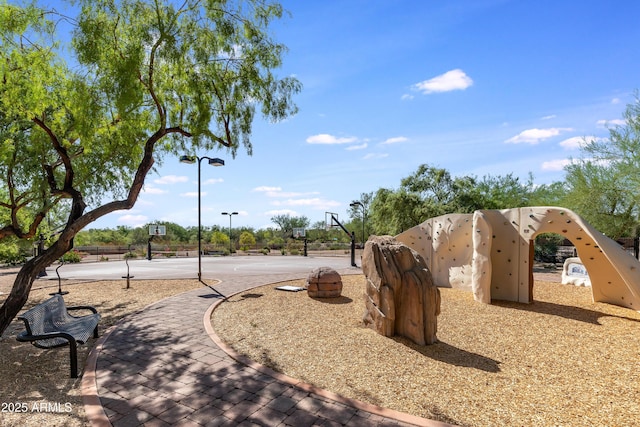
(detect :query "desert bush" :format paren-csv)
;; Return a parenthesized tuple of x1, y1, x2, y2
(61, 250, 82, 263)
(0, 242, 25, 265)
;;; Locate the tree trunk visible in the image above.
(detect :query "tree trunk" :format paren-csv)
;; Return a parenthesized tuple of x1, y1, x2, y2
(0, 240, 71, 335)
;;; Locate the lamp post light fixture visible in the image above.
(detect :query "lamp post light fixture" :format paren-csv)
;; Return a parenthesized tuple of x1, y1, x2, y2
(350, 201, 365, 246)
(221, 211, 238, 253)
(180, 155, 225, 281)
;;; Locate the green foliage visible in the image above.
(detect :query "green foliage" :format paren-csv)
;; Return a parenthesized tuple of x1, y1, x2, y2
(534, 233, 565, 263)
(210, 230, 230, 247)
(347, 192, 372, 243)
(239, 231, 256, 251)
(61, 250, 82, 263)
(270, 214, 310, 238)
(562, 95, 640, 239)
(368, 164, 563, 235)
(0, 0, 300, 245)
(0, 240, 25, 265)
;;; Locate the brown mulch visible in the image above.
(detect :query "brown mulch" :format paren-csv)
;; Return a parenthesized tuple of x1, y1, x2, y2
(0, 272, 203, 427)
(212, 275, 640, 427)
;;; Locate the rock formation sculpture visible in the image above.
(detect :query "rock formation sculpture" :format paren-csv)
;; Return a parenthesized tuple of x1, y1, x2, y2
(362, 235, 440, 345)
(306, 266, 343, 298)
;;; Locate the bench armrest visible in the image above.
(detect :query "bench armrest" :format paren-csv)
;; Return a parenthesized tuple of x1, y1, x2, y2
(16, 330, 75, 345)
(66, 305, 98, 314)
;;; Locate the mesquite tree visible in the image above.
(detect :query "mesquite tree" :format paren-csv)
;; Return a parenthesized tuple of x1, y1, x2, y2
(0, 0, 300, 334)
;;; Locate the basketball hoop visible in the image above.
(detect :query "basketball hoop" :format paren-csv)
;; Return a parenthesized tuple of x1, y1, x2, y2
(325, 212, 338, 231)
(293, 228, 306, 239)
(149, 225, 166, 236)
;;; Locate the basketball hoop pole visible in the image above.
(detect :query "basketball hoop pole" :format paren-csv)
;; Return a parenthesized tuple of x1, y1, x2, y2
(329, 214, 357, 267)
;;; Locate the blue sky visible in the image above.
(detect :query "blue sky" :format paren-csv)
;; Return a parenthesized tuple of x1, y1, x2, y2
(88, 0, 639, 231)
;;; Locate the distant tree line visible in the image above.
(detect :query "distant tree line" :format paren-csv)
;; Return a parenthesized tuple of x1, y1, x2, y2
(70, 214, 355, 256)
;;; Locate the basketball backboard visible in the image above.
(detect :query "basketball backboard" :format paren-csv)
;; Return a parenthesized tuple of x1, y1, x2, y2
(293, 227, 306, 239)
(149, 225, 166, 236)
(325, 212, 339, 231)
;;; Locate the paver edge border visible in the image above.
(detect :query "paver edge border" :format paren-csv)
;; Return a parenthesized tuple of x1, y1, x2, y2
(81, 322, 117, 427)
(204, 282, 457, 427)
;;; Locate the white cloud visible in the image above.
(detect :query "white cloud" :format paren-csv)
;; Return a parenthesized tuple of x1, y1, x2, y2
(306, 134, 358, 144)
(180, 192, 202, 197)
(401, 94, 414, 101)
(382, 136, 408, 145)
(541, 159, 571, 171)
(345, 143, 368, 151)
(412, 69, 473, 94)
(611, 98, 621, 104)
(117, 214, 149, 227)
(505, 127, 572, 144)
(253, 186, 281, 193)
(559, 136, 586, 150)
(202, 178, 224, 185)
(142, 185, 167, 195)
(363, 153, 390, 160)
(559, 136, 604, 150)
(541, 115, 556, 120)
(154, 175, 188, 184)
(596, 119, 626, 127)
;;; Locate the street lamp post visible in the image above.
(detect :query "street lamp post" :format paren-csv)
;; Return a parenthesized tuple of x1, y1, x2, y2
(350, 201, 365, 246)
(180, 155, 224, 282)
(221, 212, 238, 253)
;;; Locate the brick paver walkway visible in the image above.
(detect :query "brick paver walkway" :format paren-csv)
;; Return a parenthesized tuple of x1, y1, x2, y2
(82, 271, 454, 427)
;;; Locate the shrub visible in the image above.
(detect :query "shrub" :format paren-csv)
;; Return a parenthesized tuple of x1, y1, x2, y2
(535, 233, 565, 263)
(0, 242, 25, 265)
(61, 250, 82, 263)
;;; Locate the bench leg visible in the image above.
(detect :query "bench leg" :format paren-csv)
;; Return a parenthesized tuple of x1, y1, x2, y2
(69, 340, 78, 378)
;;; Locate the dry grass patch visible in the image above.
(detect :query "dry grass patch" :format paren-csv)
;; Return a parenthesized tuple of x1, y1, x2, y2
(0, 277, 203, 427)
(213, 275, 640, 427)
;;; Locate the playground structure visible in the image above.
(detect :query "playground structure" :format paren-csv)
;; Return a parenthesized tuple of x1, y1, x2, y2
(395, 206, 640, 311)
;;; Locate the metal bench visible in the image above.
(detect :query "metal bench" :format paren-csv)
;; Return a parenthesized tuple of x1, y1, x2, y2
(16, 294, 101, 378)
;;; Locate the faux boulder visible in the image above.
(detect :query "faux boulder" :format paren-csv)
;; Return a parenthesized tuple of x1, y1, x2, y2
(306, 266, 343, 298)
(362, 235, 441, 345)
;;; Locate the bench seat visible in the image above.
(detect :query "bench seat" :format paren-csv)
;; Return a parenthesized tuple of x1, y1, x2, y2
(17, 294, 100, 377)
